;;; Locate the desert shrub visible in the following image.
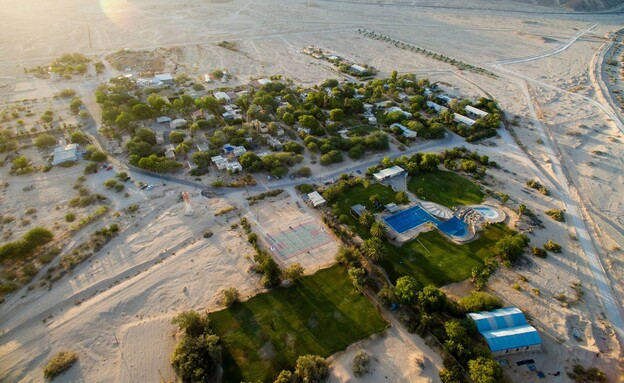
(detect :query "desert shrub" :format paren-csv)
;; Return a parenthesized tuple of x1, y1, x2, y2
(43, 351, 78, 380)
(221, 287, 239, 307)
(65, 213, 76, 222)
(0, 227, 54, 261)
(544, 240, 562, 253)
(284, 263, 304, 283)
(127, 204, 139, 213)
(459, 291, 502, 313)
(545, 209, 564, 222)
(568, 364, 607, 383)
(295, 183, 314, 194)
(114, 184, 125, 192)
(352, 350, 371, 377)
(531, 246, 547, 258)
(0, 282, 18, 294)
(171, 334, 221, 383)
(274, 370, 293, 383)
(84, 162, 98, 174)
(103, 179, 117, 188)
(203, 230, 214, 239)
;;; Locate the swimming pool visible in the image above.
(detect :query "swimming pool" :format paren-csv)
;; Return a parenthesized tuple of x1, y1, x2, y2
(384, 206, 468, 238)
(384, 206, 436, 234)
(471, 205, 505, 223)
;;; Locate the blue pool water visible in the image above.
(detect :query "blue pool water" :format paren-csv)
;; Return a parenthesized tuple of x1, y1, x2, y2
(473, 206, 499, 219)
(384, 206, 468, 238)
(384, 206, 437, 234)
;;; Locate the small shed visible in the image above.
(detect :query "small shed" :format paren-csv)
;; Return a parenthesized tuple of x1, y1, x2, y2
(351, 204, 367, 217)
(373, 165, 405, 181)
(307, 191, 326, 208)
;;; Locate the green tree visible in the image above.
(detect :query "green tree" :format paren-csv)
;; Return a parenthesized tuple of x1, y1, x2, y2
(348, 267, 366, 288)
(115, 111, 133, 129)
(496, 233, 530, 262)
(147, 93, 167, 114)
(284, 263, 304, 283)
(395, 191, 409, 204)
(518, 204, 526, 217)
(459, 291, 502, 312)
(169, 131, 186, 144)
(418, 285, 447, 313)
(329, 108, 344, 122)
(172, 311, 211, 337)
(274, 370, 293, 383)
(34, 133, 57, 148)
(295, 355, 329, 383)
(394, 276, 420, 305)
(362, 237, 386, 262)
(468, 357, 503, 383)
(69, 97, 83, 114)
(170, 334, 221, 383)
(70, 131, 88, 145)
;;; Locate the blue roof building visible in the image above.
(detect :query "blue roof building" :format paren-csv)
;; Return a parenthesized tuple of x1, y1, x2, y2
(468, 307, 542, 356)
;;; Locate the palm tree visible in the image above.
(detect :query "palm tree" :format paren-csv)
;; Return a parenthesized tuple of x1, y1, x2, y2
(518, 204, 526, 217)
(370, 221, 387, 239)
(362, 237, 386, 262)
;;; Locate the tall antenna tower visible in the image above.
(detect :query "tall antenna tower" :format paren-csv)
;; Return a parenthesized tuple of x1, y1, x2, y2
(182, 191, 194, 216)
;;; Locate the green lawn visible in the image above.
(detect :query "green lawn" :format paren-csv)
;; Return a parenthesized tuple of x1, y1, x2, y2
(379, 223, 510, 286)
(209, 266, 388, 383)
(408, 171, 484, 208)
(334, 183, 399, 238)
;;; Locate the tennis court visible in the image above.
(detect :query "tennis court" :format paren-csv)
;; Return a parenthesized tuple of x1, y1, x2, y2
(384, 205, 438, 234)
(267, 221, 333, 259)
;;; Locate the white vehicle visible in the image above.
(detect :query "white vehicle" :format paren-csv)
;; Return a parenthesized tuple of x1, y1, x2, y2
(146, 185, 154, 191)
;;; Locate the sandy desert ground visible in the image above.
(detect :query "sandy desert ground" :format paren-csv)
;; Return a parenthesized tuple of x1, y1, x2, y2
(0, 0, 623, 382)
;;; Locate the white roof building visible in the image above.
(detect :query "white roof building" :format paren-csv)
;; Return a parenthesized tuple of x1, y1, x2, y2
(390, 123, 417, 138)
(222, 144, 246, 157)
(426, 101, 447, 113)
(258, 78, 272, 85)
(156, 116, 172, 123)
(368, 116, 377, 125)
(373, 165, 405, 181)
(171, 119, 188, 129)
(307, 191, 327, 207)
(453, 113, 476, 127)
(350, 64, 366, 73)
(387, 106, 412, 119)
(465, 105, 489, 118)
(52, 141, 79, 166)
(155, 132, 165, 145)
(154, 73, 174, 84)
(214, 91, 231, 103)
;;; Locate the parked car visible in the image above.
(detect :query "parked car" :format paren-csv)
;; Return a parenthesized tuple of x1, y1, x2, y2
(124, 176, 131, 182)
(140, 184, 148, 190)
(146, 185, 154, 191)
(105, 165, 113, 171)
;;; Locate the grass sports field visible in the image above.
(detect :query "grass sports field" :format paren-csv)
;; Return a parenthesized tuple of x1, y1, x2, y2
(408, 171, 484, 208)
(380, 223, 511, 286)
(209, 266, 388, 383)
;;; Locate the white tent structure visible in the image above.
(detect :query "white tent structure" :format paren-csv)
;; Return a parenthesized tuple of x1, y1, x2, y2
(307, 191, 326, 207)
(373, 165, 405, 181)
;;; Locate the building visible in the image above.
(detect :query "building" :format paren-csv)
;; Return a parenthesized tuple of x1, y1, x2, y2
(351, 204, 367, 217)
(387, 106, 412, 119)
(426, 101, 448, 113)
(156, 116, 172, 124)
(468, 307, 542, 357)
(222, 144, 246, 157)
(171, 119, 188, 129)
(373, 165, 405, 181)
(154, 132, 165, 145)
(307, 191, 327, 207)
(390, 123, 417, 139)
(453, 113, 476, 127)
(211, 155, 242, 172)
(213, 91, 231, 103)
(52, 141, 78, 166)
(368, 116, 377, 125)
(153, 73, 174, 85)
(164, 144, 176, 159)
(350, 64, 366, 73)
(465, 105, 489, 118)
